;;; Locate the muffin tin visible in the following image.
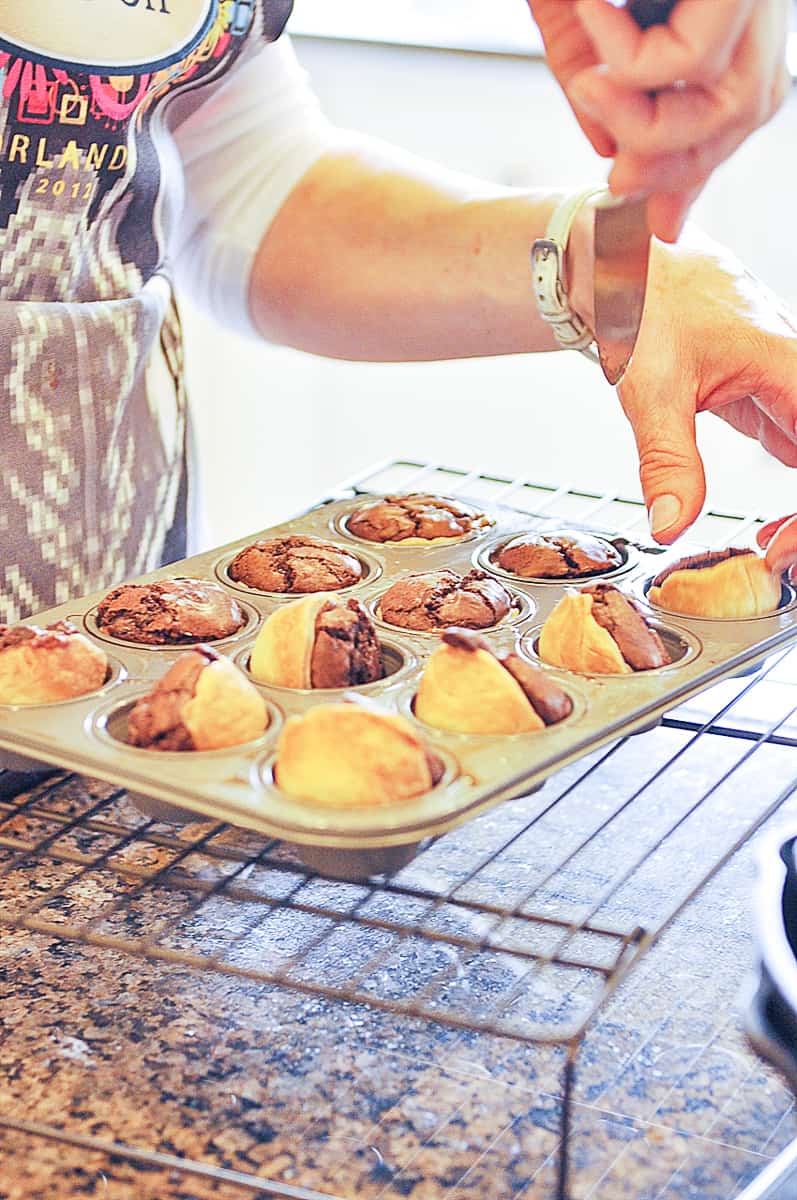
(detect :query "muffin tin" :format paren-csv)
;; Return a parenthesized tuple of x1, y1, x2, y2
(2, 491, 797, 880)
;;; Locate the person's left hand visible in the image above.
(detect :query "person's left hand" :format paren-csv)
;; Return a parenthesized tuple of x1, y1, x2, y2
(757, 515, 797, 581)
(613, 229, 797, 543)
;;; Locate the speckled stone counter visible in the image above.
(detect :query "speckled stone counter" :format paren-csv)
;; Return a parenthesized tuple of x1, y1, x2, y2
(1, 728, 797, 1200)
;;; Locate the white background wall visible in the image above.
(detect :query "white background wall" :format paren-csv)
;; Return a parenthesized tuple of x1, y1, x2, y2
(180, 35, 797, 549)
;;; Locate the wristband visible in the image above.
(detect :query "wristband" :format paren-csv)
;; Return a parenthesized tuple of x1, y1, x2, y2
(531, 186, 607, 360)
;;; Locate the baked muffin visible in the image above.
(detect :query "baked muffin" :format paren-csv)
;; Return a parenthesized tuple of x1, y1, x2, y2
(0, 620, 108, 705)
(275, 702, 443, 808)
(96, 578, 245, 645)
(539, 583, 671, 674)
(229, 536, 362, 593)
(379, 569, 512, 631)
(648, 548, 781, 618)
(127, 646, 269, 752)
(347, 493, 491, 543)
(249, 593, 383, 688)
(493, 530, 622, 579)
(416, 628, 572, 735)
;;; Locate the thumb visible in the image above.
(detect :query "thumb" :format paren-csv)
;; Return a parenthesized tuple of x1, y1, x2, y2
(618, 383, 706, 543)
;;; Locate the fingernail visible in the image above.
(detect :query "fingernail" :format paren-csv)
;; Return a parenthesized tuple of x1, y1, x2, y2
(570, 81, 601, 119)
(648, 494, 682, 539)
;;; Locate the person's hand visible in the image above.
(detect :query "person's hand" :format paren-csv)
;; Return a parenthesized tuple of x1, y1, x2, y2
(528, 0, 791, 242)
(614, 230, 797, 543)
(757, 515, 797, 581)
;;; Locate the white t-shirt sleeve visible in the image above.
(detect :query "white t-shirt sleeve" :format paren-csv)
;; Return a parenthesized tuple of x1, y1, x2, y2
(171, 36, 334, 336)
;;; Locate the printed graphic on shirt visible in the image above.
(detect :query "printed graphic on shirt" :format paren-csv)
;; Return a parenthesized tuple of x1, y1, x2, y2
(0, 1, 293, 622)
(0, 0, 218, 76)
(0, 0, 252, 271)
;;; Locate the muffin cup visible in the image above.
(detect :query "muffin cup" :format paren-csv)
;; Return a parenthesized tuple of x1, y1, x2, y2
(330, 495, 495, 548)
(0, 655, 126, 716)
(126, 793, 207, 826)
(289, 840, 424, 882)
(0, 750, 54, 774)
(368, 589, 533, 638)
(249, 748, 463, 849)
(89, 688, 283, 790)
(403, 676, 586, 741)
(84, 596, 261, 651)
(475, 529, 637, 587)
(639, 575, 797, 624)
(233, 637, 416, 695)
(522, 621, 700, 678)
(214, 545, 382, 598)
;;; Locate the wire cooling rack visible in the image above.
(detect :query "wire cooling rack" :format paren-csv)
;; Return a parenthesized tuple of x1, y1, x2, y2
(2, 459, 797, 1200)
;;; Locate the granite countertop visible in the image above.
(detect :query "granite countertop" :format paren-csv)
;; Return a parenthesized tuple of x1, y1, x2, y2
(1, 727, 797, 1200)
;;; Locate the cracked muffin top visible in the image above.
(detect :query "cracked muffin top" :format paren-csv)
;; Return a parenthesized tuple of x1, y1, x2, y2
(379, 569, 512, 631)
(228, 535, 363, 594)
(493, 530, 622, 579)
(96, 579, 246, 645)
(347, 493, 492, 543)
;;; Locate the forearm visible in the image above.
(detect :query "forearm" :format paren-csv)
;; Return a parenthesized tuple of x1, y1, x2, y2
(248, 134, 595, 362)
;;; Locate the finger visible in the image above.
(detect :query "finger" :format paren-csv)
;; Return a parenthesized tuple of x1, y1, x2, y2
(570, 72, 745, 158)
(646, 189, 701, 243)
(527, 0, 617, 157)
(609, 123, 748, 195)
(713, 397, 797, 471)
(618, 378, 706, 543)
(757, 513, 797, 548)
(571, 110, 617, 160)
(576, 0, 755, 90)
(762, 513, 797, 576)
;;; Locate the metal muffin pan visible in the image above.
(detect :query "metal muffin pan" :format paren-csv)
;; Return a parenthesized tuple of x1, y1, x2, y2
(2, 494, 797, 879)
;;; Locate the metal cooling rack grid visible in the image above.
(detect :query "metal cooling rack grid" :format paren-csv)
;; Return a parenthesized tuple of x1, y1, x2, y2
(2, 459, 797, 1200)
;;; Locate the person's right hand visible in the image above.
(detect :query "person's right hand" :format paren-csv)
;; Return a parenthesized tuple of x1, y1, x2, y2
(529, 0, 791, 242)
(757, 515, 797, 581)
(612, 229, 797, 543)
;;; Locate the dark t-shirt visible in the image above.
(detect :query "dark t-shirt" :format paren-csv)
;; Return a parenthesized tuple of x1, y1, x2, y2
(0, 0, 292, 621)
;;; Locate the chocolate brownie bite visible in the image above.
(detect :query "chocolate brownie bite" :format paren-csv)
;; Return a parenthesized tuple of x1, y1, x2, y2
(415, 628, 573, 735)
(96, 579, 246, 645)
(249, 593, 383, 689)
(379, 569, 512, 631)
(229, 536, 362, 593)
(127, 646, 269, 752)
(586, 583, 670, 671)
(347, 494, 491, 543)
(539, 582, 671, 675)
(494, 530, 622, 579)
(311, 598, 383, 688)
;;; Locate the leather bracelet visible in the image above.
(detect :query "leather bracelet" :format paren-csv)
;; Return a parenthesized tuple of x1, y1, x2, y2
(531, 186, 607, 361)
